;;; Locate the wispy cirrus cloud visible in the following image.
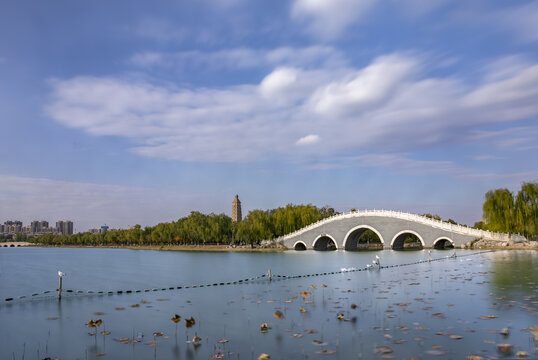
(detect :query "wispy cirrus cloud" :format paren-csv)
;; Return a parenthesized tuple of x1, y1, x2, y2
(306, 152, 469, 176)
(458, 170, 538, 180)
(472, 155, 504, 161)
(289, 0, 453, 39)
(291, 0, 375, 39)
(467, 126, 538, 151)
(496, 1, 538, 43)
(134, 19, 189, 43)
(353, 153, 468, 176)
(46, 51, 538, 168)
(128, 46, 347, 70)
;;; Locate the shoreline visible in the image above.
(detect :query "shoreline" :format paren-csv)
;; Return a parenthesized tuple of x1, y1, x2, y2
(466, 238, 538, 250)
(25, 244, 287, 252)
(7, 242, 537, 251)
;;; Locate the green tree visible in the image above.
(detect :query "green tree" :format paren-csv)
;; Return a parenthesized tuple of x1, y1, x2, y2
(422, 213, 441, 221)
(31, 203, 339, 246)
(483, 188, 515, 234)
(473, 221, 486, 230)
(515, 182, 538, 238)
(14, 233, 27, 242)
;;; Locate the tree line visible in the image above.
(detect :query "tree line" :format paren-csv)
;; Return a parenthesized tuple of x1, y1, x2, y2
(30, 204, 337, 246)
(26, 182, 538, 246)
(475, 182, 538, 238)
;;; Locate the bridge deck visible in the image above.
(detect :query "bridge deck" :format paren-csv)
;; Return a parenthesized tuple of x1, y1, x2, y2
(276, 210, 517, 250)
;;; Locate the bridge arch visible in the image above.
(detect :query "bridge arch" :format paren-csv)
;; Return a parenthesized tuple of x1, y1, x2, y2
(433, 237, 454, 249)
(313, 234, 338, 251)
(293, 241, 307, 251)
(391, 230, 425, 250)
(343, 225, 384, 251)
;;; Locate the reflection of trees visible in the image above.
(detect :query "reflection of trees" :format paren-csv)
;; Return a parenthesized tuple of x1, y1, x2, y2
(356, 229, 383, 250)
(357, 229, 381, 244)
(490, 252, 538, 294)
(344, 229, 383, 251)
(403, 234, 419, 244)
(403, 234, 422, 249)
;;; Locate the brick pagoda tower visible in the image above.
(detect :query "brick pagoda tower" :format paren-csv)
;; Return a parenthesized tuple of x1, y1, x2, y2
(232, 195, 242, 223)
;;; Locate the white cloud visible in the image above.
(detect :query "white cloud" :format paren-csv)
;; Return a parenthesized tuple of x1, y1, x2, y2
(46, 52, 538, 165)
(128, 46, 347, 70)
(0, 175, 214, 232)
(289, 0, 448, 39)
(291, 0, 374, 39)
(260, 67, 299, 98)
(296, 134, 320, 146)
(310, 54, 418, 116)
(129, 52, 164, 68)
(480, 55, 533, 82)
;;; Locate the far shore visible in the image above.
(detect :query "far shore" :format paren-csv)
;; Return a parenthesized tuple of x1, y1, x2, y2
(26, 244, 287, 252)
(5, 240, 537, 251)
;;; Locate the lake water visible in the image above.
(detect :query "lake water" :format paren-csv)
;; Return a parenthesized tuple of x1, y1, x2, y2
(0, 248, 537, 359)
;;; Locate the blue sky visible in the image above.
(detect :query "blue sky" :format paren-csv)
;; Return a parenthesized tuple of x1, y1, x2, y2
(1, 0, 537, 231)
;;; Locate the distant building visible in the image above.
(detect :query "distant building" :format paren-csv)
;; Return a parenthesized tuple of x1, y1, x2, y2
(56, 220, 74, 235)
(88, 226, 116, 234)
(39, 220, 48, 232)
(232, 195, 242, 223)
(30, 220, 49, 233)
(31, 221, 39, 233)
(3, 221, 23, 234)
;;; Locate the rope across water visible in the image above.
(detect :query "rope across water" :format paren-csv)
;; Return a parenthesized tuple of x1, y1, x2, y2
(3, 250, 494, 303)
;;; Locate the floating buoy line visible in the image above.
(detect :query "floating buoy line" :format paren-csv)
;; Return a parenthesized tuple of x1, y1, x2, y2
(2, 250, 494, 304)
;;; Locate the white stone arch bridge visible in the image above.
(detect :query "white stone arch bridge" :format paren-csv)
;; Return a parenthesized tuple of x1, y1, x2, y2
(276, 210, 517, 250)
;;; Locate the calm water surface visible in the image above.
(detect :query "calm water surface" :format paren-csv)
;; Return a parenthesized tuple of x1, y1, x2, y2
(0, 248, 537, 359)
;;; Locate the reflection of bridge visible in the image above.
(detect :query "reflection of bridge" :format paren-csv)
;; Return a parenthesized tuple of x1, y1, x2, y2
(1, 242, 32, 247)
(277, 210, 515, 250)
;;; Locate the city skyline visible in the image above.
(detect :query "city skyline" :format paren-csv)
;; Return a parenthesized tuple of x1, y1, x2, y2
(1, 219, 74, 236)
(1, 1, 537, 232)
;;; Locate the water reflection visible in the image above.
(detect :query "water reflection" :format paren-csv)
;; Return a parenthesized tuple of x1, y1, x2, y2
(0, 249, 537, 359)
(491, 251, 538, 294)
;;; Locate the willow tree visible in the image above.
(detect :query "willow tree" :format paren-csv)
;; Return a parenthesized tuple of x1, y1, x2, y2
(483, 188, 515, 234)
(515, 182, 538, 238)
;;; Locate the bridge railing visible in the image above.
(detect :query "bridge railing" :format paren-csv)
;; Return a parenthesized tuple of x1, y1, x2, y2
(274, 209, 514, 243)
